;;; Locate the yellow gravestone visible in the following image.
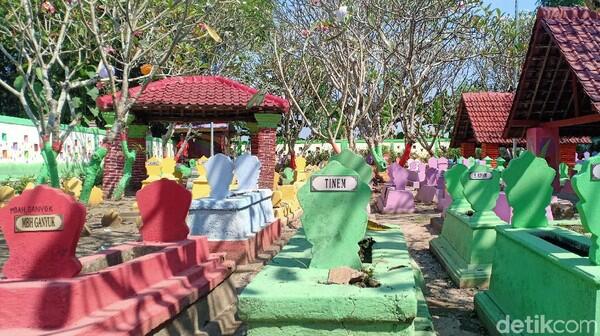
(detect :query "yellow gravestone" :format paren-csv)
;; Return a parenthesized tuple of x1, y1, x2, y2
(192, 156, 211, 199)
(295, 157, 308, 182)
(0, 185, 15, 207)
(142, 157, 162, 188)
(160, 157, 178, 180)
(24, 182, 35, 191)
(62, 177, 83, 199)
(88, 186, 104, 206)
(280, 184, 300, 212)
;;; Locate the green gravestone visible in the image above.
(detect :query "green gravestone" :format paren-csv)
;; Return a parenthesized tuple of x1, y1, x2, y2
(483, 156, 493, 168)
(330, 149, 372, 184)
(466, 157, 476, 168)
(281, 167, 295, 185)
(572, 155, 600, 264)
(502, 150, 555, 228)
(461, 164, 501, 222)
(297, 160, 371, 270)
(430, 162, 504, 288)
(445, 163, 471, 212)
(559, 162, 570, 186)
(495, 157, 506, 172)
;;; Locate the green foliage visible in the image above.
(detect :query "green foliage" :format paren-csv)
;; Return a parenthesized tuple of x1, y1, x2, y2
(0, 176, 36, 195)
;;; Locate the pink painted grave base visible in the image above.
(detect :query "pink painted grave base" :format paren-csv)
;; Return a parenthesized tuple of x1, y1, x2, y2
(0, 236, 231, 335)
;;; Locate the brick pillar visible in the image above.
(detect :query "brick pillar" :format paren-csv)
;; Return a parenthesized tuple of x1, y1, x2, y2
(250, 113, 282, 190)
(102, 138, 124, 198)
(481, 143, 500, 158)
(127, 125, 148, 191)
(560, 143, 577, 168)
(460, 142, 477, 158)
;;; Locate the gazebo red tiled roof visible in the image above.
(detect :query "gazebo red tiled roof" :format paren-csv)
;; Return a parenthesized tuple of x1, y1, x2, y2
(504, 7, 600, 138)
(451, 92, 590, 148)
(97, 76, 289, 122)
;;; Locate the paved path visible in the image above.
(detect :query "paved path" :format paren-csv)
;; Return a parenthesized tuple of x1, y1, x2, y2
(371, 200, 487, 336)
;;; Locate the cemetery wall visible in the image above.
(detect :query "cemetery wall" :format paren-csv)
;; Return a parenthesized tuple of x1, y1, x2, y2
(0, 116, 172, 180)
(276, 138, 452, 157)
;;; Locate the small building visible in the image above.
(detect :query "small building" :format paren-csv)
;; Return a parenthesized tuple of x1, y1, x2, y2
(451, 92, 589, 164)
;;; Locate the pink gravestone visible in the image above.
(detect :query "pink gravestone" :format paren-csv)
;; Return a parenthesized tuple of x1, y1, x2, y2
(0, 185, 85, 279)
(416, 167, 439, 203)
(438, 157, 449, 172)
(379, 166, 415, 214)
(137, 179, 192, 242)
(428, 157, 438, 169)
(436, 174, 452, 214)
(494, 192, 555, 223)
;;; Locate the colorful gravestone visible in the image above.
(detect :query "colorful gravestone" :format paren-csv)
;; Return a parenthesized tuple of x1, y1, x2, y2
(62, 177, 83, 199)
(294, 156, 308, 183)
(444, 164, 471, 212)
(573, 155, 600, 264)
(281, 167, 295, 185)
(330, 149, 372, 184)
(298, 161, 371, 269)
(436, 173, 452, 213)
(192, 156, 211, 199)
(137, 179, 191, 242)
(503, 150, 555, 228)
(558, 162, 570, 186)
(142, 156, 162, 187)
(0, 185, 15, 207)
(495, 156, 506, 171)
(428, 157, 438, 169)
(416, 167, 438, 204)
(88, 186, 104, 206)
(160, 157, 178, 180)
(0, 186, 85, 278)
(234, 154, 261, 191)
(206, 154, 234, 200)
(377, 164, 415, 214)
(430, 163, 503, 288)
(475, 152, 600, 336)
(438, 157, 449, 172)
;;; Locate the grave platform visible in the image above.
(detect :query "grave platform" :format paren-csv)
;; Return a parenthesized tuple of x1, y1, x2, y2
(429, 209, 506, 288)
(238, 227, 435, 336)
(187, 190, 281, 264)
(475, 226, 600, 336)
(0, 237, 233, 335)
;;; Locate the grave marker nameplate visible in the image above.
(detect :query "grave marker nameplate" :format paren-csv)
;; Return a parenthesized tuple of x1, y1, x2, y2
(310, 175, 358, 192)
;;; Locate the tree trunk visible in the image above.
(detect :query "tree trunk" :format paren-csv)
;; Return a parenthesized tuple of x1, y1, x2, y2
(398, 141, 414, 167)
(80, 146, 108, 204)
(287, 139, 297, 169)
(38, 142, 60, 188)
(330, 138, 342, 154)
(112, 132, 136, 200)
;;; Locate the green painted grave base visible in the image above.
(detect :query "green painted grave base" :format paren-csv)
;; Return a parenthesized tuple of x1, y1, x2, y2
(429, 209, 506, 288)
(475, 226, 600, 336)
(238, 228, 435, 336)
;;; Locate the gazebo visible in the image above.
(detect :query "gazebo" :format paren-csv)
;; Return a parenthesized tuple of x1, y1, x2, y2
(504, 7, 600, 170)
(451, 92, 589, 165)
(97, 76, 289, 193)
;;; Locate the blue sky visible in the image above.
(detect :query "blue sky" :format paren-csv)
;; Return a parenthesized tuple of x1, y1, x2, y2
(483, 0, 538, 14)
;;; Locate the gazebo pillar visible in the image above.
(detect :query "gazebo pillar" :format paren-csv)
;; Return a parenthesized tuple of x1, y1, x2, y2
(249, 113, 282, 190)
(460, 142, 477, 158)
(527, 127, 560, 189)
(128, 125, 149, 190)
(560, 143, 577, 167)
(481, 143, 500, 159)
(102, 137, 124, 198)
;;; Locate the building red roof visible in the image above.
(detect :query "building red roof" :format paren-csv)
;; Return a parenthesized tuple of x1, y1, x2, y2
(504, 7, 600, 138)
(451, 92, 590, 147)
(96, 76, 289, 122)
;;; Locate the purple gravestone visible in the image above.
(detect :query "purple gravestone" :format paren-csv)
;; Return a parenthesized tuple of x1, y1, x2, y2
(436, 174, 452, 215)
(378, 163, 402, 210)
(416, 167, 439, 203)
(494, 192, 555, 223)
(428, 157, 438, 170)
(378, 166, 415, 214)
(408, 161, 426, 188)
(437, 157, 449, 172)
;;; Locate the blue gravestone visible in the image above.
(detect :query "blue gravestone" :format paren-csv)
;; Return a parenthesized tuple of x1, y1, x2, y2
(234, 154, 261, 191)
(205, 154, 234, 200)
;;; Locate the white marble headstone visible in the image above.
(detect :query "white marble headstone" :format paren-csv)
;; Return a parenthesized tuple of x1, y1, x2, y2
(205, 154, 234, 200)
(234, 154, 261, 191)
